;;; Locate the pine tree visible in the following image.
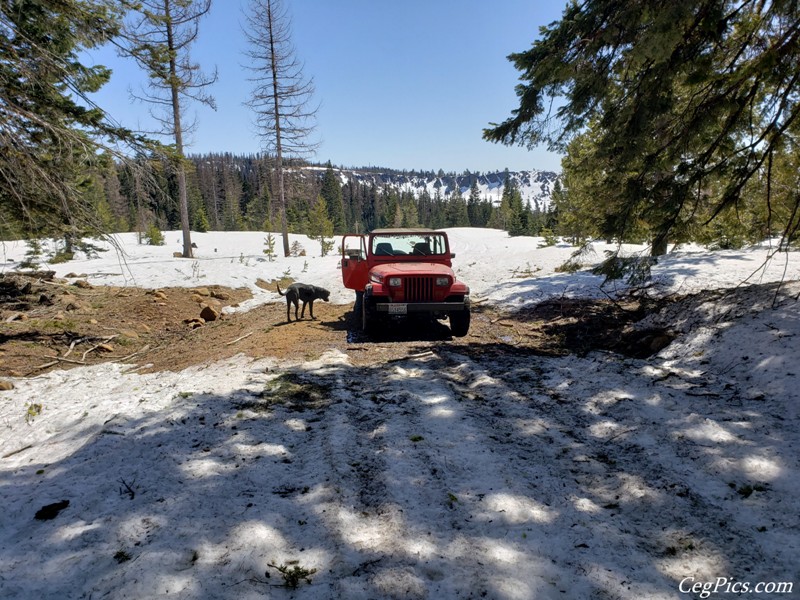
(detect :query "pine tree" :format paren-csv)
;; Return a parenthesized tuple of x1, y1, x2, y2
(504, 177, 527, 236)
(307, 197, 334, 256)
(467, 180, 483, 227)
(320, 162, 346, 233)
(401, 196, 421, 228)
(485, 0, 800, 254)
(121, 0, 217, 258)
(446, 183, 470, 227)
(0, 0, 129, 239)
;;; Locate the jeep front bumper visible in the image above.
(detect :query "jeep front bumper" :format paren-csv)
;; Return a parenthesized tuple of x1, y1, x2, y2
(374, 298, 469, 315)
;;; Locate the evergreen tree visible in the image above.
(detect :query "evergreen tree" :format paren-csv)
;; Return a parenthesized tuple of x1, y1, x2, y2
(381, 189, 399, 229)
(0, 0, 129, 240)
(555, 138, 604, 244)
(401, 194, 421, 228)
(100, 155, 128, 232)
(429, 190, 446, 229)
(307, 196, 334, 256)
(320, 162, 346, 233)
(417, 190, 433, 227)
(467, 180, 482, 227)
(497, 173, 529, 236)
(446, 183, 470, 227)
(244, 189, 271, 232)
(485, 0, 800, 255)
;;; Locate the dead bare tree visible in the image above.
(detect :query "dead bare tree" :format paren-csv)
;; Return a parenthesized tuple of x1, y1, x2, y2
(243, 0, 318, 257)
(120, 0, 217, 258)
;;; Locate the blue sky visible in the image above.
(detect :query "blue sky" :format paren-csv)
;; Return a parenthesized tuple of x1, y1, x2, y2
(87, 0, 567, 173)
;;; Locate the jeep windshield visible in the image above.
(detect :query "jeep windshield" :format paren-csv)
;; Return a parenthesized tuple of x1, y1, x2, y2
(370, 232, 448, 256)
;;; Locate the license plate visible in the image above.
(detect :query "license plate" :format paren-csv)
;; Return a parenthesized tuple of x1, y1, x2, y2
(388, 303, 407, 315)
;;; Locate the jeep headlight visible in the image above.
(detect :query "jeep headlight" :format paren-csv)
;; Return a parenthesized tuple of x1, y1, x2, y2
(370, 272, 384, 284)
(388, 277, 402, 287)
(435, 276, 450, 286)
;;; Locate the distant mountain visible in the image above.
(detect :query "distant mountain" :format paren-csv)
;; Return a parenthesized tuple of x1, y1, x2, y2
(305, 166, 560, 212)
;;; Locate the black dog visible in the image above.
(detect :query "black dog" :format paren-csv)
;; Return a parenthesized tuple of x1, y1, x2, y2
(277, 283, 330, 322)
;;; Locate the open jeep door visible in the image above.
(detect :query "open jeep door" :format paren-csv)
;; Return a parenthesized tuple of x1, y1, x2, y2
(341, 234, 369, 291)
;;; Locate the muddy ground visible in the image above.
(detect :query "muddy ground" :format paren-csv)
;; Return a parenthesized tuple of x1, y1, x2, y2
(0, 272, 674, 378)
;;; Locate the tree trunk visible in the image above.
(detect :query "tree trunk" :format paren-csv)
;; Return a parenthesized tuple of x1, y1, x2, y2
(165, 0, 193, 258)
(650, 232, 669, 257)
(265, 1, 290, 257)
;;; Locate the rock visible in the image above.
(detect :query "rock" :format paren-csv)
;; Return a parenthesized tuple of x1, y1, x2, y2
(199, 305, 219, 322)
(0, 380, 14, 391)
(191, 287, 211, 297)
(190, 294, 205, 304)
(65, 272, 78, 278)
(119, 329, 140, 340)
(73, 280, 92, 289)
(173, 252, 183, 258)
(34, 500, 69, 521)
(97, 343, 114, 352)
(201, 298, 222, 310)
(88, 318, 98, 325)
(153, 290, 168, 300)
(211, 290, 230, 301)
(65, 302, 82, 312)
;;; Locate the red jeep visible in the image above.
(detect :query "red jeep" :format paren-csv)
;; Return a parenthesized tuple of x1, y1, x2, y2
(341, 228, 471, 336)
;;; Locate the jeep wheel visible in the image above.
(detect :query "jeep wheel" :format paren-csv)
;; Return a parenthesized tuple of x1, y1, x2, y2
(354, 291, 364, 319)
(450, 309, 470, 337)
(361, 294, 375, 333)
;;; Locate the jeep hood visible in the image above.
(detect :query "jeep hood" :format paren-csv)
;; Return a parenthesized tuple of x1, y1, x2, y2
(371, 262, 454, 276)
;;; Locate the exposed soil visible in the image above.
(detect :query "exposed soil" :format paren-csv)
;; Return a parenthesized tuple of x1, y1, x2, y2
(0, 272, 675, 378)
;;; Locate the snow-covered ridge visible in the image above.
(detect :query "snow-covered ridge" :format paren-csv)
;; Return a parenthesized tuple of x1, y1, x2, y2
(305, 166, 560, 211)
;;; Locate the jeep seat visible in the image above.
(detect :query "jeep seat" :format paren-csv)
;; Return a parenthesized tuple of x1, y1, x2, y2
(412, 242, 431, 255)
(375, 242, 394, 255)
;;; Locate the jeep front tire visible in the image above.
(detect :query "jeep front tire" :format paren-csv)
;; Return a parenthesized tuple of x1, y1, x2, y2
(361, 292, 375, 333)
(450, 309, 470, 337)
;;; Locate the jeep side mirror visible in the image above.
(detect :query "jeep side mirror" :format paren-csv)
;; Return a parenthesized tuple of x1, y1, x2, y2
(450, 253, 456, 258)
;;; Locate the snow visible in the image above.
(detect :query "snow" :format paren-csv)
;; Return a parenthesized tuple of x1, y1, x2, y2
(321, 168, 556, 210)
(1, 229, 799, 599)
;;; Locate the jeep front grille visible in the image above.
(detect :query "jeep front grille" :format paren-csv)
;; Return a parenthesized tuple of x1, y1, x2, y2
(404, 277, 435, 302)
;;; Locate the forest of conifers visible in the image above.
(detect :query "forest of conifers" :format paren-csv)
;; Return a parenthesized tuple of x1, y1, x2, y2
(85, 154, 557, 241)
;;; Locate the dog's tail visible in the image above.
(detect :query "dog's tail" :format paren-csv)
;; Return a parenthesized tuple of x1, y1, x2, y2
(276, 284, 285, 296)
